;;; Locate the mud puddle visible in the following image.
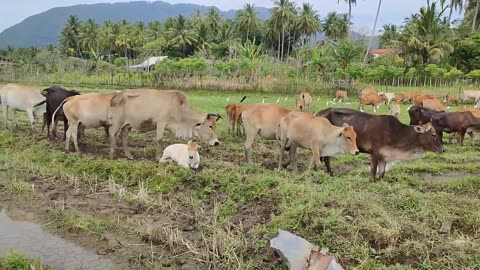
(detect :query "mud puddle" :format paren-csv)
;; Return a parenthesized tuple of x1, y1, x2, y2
(423, 172, 476, 184)
(0, 207, 115, 270)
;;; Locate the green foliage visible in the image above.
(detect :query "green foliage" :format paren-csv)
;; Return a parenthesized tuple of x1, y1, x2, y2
(113, 57, 127, 67)
(2, 251, 30, 270)
(466, 69, 480, 80)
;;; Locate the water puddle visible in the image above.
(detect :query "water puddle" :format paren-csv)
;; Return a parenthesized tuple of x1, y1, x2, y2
(423, 173, 475, 184)
(0, 207, 114, 270)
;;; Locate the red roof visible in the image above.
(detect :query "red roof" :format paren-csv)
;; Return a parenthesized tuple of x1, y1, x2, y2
(369, 48, 396, 55)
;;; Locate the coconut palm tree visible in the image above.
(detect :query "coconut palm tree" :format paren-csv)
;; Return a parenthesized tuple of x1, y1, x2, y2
(379, 24, 400, 47)
(79, 19, 100, 57)
(167, 15, 197, 57)
(297, 3, 321, 47)
(207, 8, 223, 39)
(322, 12, 349, 41)
(60, 15, 83, 58)
(271, 0, 296, 61)
(338, 0, 357, 36)
(235, 4, 260, 42)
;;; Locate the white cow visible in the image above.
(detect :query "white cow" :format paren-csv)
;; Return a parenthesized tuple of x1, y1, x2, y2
(379, 92, 395, 105)
(0, 83, 46, 132)
(160, 140, 201, 169)
(460, 89, 480, 103)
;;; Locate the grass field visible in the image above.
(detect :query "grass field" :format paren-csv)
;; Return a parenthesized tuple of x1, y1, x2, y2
(0, 85, 479, 269)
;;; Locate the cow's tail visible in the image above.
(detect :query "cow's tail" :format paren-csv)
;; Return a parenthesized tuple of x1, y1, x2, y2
(239, 95, 247, 103)
(51, 97, 71, 128)
(33, 100, 47, 108)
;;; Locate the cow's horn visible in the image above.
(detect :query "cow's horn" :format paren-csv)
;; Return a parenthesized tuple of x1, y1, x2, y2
(207, 112, 223, 121)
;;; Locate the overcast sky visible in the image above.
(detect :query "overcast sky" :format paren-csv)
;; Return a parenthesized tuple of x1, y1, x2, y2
(0, 0, 462, 33)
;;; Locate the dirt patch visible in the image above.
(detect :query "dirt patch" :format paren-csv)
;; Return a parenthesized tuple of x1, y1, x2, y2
(230, 199, 278, 232)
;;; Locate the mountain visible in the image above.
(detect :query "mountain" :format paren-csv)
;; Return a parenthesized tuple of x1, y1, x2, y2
(0, 1, 271, 49)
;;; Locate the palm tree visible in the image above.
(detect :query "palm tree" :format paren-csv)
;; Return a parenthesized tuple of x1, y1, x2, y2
(322, 12, 349, 41)
(473, 0, 480, 32)
(207, 8, 223, 38)
(79, 19, 100, 57)
(338, 0, 357, 36)
(271, 0, 296, 61)
(195, 21, 212, 54)
(167, 15, 197, 57)
(235, 4, 260, 42)
(297, 3, 321, 47)
(379, 24, 400, 47)
(60, 15, 83, 58)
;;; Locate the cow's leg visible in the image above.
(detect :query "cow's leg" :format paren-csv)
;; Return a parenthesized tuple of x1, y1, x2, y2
(121, 126, 133, 160)
(321, 157, 333, 176)
(277, 138, 288, 170)
(155, 123, 167, 160)
(370, 155, 379, 180)
(377, 159, 387, 178)
(108, 122, 123, 159)
(290, 145, 299, 172)
(2, 105, 8, 129)
(310, 143, 321, 171)
(70, 123, 81, 153)
(12, 110, 17, 128)
(65, 121, 77, 152)
(26, 108, 35, 133)
(373, 105, 377, 113)
(244, 128, 258, 163)
(103, 126, 109, 143)
(459, 129, 467, 146)
(438, 131, 444, 145)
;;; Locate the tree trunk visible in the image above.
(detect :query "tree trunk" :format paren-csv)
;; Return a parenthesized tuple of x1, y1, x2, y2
(277, 33, 281, 60)
(281, 24, 285, 62)
(348, 1, 352, 39)
(448, 3, 453, 23)
(363, 0, 382, 65)
(473, 0, 480, 33)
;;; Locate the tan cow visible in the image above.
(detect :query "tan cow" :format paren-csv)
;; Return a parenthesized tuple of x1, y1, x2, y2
(241, 103, 292, 162)
(295, 98, 305, 111)
(57, 93, 114, 153)
(390, 102, 401, 118)
(393, 93, 407, 103)
(413, 94, 436, 106)
(277, 111, 359, 172)
(300, 92, 313, 111)
(0, 83, 46, 132)
(444, 94, 459, 106)
(108, 89, 221, 159)
(422, 98, 445, 111)
(359, 93, 386, 113)
(460, 89, 480, 103)
(334, 90, 349, 102)
(225, 96, 247, 137)
(403, 92, 421, 104)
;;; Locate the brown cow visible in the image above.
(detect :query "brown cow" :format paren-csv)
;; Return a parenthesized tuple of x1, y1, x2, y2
(300, 92, 313, 111)
(422, 98, 445, 111)
(334, 90, 349, 102)
(316, 108, 444, 179)
(444, 94, 459, 106)
(361, 88, 377, 96)
(241, 104, 292, 162)
(359, 93, 386, 113)
(431, 111, 480, 145)
(277, 111, 359, 172)
(413, 94, 435, 106)
(225, 96, 247, 136)
(448, 109, 480, 145)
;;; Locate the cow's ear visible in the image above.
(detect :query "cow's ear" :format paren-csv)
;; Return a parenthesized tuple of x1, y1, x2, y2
(414, 125, 426, 133)
(425, 123, 433, 132)
(342, 123, 349, 128)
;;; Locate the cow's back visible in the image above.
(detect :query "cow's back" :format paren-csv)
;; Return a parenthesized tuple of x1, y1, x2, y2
(1, 84, 44, 106)
(64, 93, 113, 126)
(242, 103, 291, 139)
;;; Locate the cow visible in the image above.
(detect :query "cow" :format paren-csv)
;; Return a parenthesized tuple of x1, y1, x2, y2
(316, 108, 444, 179)
(422, 98, 445, 111)
(241, 103, 292, 163)
(459, 89, 480, 103)
(394, 93, 408, 104)
(300, 92, 313, 111)
(107, 89, 221, 160)
(55, 93, 114, 153)
(159, 140, 201, 169)
(225, 96, 247, 136)
(361, 88, 377, 96)
(379, 92, 395, 105)
(447, 109, 480, 146)
(34, 86, 80, 139)
(359, 93, 386, 113)
(0, 83, 46, 132)
(475, 97, 480, 109)
(277, 111, 359, 172)
(431, 111, 480, 145)
(334, 90, 349, 102)
(403, 92, 421, 104)
(413, 94, 436, 106)
(444, 94, 459, 106)
(408, 105, 443, 125)
(296, 98, 305, 111)
(390, 103, 401, 118)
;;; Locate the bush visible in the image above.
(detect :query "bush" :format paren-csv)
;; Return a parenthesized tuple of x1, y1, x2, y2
(3, 251, 30, 270)
(114, 57, 127, 67)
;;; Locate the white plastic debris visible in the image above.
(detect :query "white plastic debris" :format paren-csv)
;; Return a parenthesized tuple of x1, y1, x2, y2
(270, 229, 343, 270)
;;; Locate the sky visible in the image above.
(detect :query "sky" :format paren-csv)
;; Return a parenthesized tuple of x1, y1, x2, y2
(0, 0, 463, 34)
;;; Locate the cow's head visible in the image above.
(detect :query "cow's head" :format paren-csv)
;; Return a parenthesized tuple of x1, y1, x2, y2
(338, 123, 360, 155)
(187, 140, 201, 169)
(414, 122, 445, 153)
(194, 113, 222, 146)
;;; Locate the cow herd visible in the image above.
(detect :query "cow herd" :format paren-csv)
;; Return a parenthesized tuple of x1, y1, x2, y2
(1, 83, 480, 179)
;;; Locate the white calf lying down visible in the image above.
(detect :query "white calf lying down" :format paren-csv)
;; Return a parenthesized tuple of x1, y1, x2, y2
(159, 140, 201, 169)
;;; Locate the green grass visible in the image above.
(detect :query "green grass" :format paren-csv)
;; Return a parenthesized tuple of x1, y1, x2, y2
(0, 87, 479, 269)
(0, 251, 54, 270)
